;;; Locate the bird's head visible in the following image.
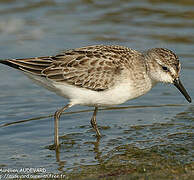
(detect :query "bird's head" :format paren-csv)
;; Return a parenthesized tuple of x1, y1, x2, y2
(145, 48, 191, 103)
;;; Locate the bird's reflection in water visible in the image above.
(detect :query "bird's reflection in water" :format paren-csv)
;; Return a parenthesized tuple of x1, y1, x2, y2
(90, 137, 102, 162)
(54, 136, 102, 166)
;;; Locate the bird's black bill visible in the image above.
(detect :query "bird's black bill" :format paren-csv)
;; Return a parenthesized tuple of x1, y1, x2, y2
(173, 78, 192, 103)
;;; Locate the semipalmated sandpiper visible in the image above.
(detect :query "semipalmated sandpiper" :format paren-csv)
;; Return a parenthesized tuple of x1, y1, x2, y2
(0, 45, 192, 149)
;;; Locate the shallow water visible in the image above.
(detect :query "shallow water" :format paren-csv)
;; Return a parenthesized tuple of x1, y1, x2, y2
(0, 0, 193, 179)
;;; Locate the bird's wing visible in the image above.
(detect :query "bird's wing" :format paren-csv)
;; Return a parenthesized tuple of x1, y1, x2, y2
(0, 45, 140, 91)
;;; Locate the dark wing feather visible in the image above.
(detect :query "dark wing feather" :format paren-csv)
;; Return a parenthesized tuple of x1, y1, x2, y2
(0, 57, 53, 75)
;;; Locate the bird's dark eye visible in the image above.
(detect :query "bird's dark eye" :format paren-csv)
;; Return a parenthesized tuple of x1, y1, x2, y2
(162, 66, 168, 71)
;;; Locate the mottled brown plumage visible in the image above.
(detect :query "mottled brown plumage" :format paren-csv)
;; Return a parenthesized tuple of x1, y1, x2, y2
(1, 45, 143, 91)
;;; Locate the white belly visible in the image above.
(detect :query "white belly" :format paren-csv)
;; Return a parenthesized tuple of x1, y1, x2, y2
(24, 72, 154, 107)
(53, 81, 153, 107)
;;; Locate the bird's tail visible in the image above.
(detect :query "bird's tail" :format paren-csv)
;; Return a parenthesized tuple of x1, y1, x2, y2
(0, 57, 53, 75)
(0, 59, 21, 70)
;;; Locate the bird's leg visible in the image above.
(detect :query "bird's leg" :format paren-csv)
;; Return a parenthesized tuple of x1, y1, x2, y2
(90, 107, 101, 137)
(54, 104, 72, 149)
